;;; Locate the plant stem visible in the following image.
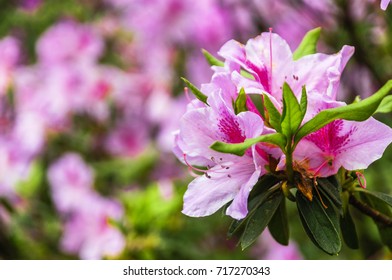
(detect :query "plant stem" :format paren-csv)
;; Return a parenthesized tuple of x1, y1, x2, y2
(285, 142, 294, 184)
(349, 195, 392, 227)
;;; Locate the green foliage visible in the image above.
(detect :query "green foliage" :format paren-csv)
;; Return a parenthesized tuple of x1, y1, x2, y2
(295, 80, 392, 143)
(234, 88, 248, 114)
(359, 192, 392, 251)
(376, 95, 392, 114)
(293, 27, 322, 60)
(263, 94, 282, 132)
(296, 191, 342, 255)
(181, 77, 208, 104)
(210, 133, 286, 156)
(281, 83, 304, 138)
(241, 191, 283, 250)
(340, 206, 359, 249)
(202, 49, 224, 67)
(268, 199, 289, 245)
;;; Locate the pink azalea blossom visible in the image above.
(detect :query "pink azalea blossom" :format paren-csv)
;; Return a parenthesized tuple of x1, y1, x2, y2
(48, 153, 94, 213)
(294, 95, 392, 177)
(36, 21, 103, 65)
(0, 36, 20, 95)
(60, 194, 125, 260)
(175, 82, 273, 219)
(217, 32, 354, 105)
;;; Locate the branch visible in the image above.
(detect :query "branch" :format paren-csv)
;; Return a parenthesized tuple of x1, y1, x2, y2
(349, 195, 392, 227)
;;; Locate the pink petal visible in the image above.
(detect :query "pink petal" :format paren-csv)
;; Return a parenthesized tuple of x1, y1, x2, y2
(381, 0, 390, 10)
(182, 157, 257, 218)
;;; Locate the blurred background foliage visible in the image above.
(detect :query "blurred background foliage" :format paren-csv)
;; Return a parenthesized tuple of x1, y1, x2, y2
(0, 0, 391, 260)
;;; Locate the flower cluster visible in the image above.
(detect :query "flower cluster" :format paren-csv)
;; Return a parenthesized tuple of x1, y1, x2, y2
(174, 31, 392, 221)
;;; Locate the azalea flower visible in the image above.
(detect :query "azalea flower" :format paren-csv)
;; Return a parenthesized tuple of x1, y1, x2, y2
(48, 153, 94, 213)
(293, 94, 392, 177)
(0, 36, 19, 95)
(60, 194, 125, 260)
(174, 81, 275, 219)
(216, 31, 354, 104)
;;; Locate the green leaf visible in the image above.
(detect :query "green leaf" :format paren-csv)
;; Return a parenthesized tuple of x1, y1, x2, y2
(249, 175, 281, 200)
(357, 189, 392, 208)
(16, 161, 43, 198)
(263, 94, 282, 132)
(202, 49, 224, 67)
(300, 86, 308, 121)
(241, 69, 255, 80)
(293, 27, 321, 60)
(360, 193, 392, 250)
(296, 191, 342, 255)
(250, 94, 265, 119)
(375, 95, 392, 114)
(281, 82, 302, 138)
(241, 191, 283, 250)
(268, 198, 289, 245)
(340, 207, 359, 249)
(228, 177, 281, 238)
(210, 133, 286, 156)
(234, 88, 248, 114)
(181, 77, 208, 104)
(317, 176, 342, 209)
(295, 80, 392, 143)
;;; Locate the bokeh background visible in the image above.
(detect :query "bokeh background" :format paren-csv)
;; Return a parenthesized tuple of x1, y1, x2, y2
(0, 0, 391, 260)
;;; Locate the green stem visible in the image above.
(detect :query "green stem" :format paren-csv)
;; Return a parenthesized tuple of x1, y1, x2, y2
(285, 141, 294, 184)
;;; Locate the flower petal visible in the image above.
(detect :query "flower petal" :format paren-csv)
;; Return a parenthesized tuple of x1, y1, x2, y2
(182, 158, 257, 217)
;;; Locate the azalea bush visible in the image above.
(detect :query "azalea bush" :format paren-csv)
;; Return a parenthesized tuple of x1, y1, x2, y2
(0, 0, 392, 260)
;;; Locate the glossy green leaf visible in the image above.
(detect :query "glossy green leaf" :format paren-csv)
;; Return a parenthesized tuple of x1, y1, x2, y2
(375, 95, 392, 114)
(293, 27, 321, 60)
(295, 80, 392, 143)
(234, 88, 248, 114)
(357, 188, 392, 208)
(227, 182, 276, 237)
(181, 77, 208, 104)
(281, 82, 302, 138)
(241, 191, 283, 250)
(340, 207, 359, 249)
(263, 94, 282, 132)
(210, 133, 286, 156)
(268, 198, 289, 245)
(296, 191, 341, 255)
(300, 86, 308, 120)
(360, 193, 392, 250)
(317, 176, 342, 209)
(202, 49, 224, 67)
(249, 175, 282, 200)
(250, 94, 265, 119)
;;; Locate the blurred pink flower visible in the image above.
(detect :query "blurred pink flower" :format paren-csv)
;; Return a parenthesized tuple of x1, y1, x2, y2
(104, 117, 148, 158)
(251, 0, 336, 49)
(60, 194, 125, 260)
(48, 153, 94, 213)
(0, 36, 20, 95)
(381, 0, 390, 10)
(0, 142, 31, 198)
(252, 231, 302, 260)
(37, 21, 103, 65)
